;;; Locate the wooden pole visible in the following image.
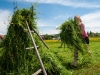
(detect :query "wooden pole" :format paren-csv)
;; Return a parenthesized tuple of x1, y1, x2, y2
(26, 21, 47, 75)
(32, 69, 42, 75)
(32, 28, 49, 49)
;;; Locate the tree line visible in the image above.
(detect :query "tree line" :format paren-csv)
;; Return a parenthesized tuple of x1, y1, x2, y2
(41, 31, 100, 40)
(87, 31, 100, 37)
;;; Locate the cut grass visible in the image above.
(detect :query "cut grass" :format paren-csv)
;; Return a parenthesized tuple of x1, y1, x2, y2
(44, 40, 100, 75)
(0, 40, 100, 75)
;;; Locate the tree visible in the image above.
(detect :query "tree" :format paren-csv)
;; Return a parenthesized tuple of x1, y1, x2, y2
(89, 31, 94, 37)
(44, 34, 52, 40)
(95, 32, 99, 37)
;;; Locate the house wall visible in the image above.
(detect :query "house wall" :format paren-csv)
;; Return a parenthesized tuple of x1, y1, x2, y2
(0, 38, 2, 42)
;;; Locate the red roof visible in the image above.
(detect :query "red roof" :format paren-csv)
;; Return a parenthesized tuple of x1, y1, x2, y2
(0, 34, 5, 39)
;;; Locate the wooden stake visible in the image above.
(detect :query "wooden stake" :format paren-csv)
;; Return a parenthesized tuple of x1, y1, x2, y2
(26, 21, 47, 75)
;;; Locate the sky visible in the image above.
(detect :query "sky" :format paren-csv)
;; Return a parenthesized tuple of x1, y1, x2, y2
(0, 0, 100, 35)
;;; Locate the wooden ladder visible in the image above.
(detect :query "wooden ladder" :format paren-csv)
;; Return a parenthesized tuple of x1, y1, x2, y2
(26, 21, 49, 75)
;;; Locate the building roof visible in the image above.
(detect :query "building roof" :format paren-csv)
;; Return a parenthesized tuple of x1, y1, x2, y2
(0, 34, 5, 39)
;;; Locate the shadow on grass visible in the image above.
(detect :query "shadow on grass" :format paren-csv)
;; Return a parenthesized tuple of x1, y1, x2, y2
(62, 61, 91, 70)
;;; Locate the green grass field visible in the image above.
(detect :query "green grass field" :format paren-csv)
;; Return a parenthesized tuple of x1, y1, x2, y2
(44, 40, 100, 75)
(0, 40, 100, 75)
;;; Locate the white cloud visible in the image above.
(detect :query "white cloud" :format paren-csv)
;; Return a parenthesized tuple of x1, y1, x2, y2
(53, 14, 71, 20)
(37, 19, 61, 35)
(37, 20, 52, 27)
(37, 10, 100, 34)
(2, 0, 100, 34)
(81, 11, 100, 32)
(39, 29, 60, 35)
(25, 0, 100, 8)
(37, 13, 71, 27)
(0, 9, 11, 35)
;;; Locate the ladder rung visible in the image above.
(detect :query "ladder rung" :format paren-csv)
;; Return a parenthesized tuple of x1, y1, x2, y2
(32, 69, 42, 75)
(26, 46, 39, 50)
(31, 31, 35, 33)
(24, 29, 28, 31)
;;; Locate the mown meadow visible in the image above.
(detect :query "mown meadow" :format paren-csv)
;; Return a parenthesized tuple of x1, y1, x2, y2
(0, 37, 100, 75)
(44, 37, 100, 75)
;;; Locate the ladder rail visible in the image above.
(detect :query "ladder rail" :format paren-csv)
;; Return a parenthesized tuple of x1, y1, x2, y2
(32, 69, 42, 75)
(26, 21, 47, 75)
(24, 29, 49, 49)
(32, 28, 49, 49)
